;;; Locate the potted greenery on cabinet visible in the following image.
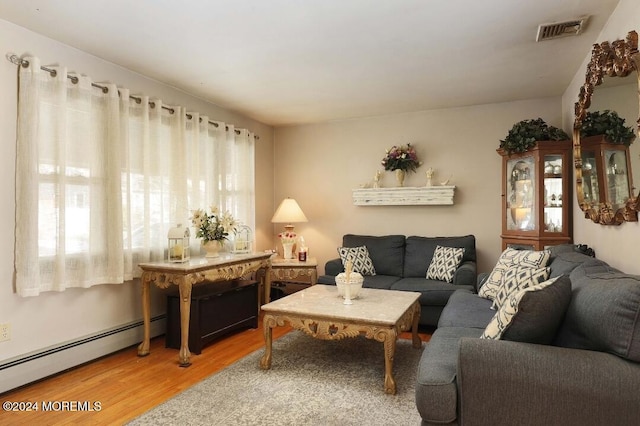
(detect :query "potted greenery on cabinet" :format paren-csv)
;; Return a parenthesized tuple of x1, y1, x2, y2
(499, 118, 569, 155)
(498, 118, 572, 250)
(580, 110, 636, 146)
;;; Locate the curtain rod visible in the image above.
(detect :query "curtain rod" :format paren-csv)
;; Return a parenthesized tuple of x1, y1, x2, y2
(6, 53, 259, 139)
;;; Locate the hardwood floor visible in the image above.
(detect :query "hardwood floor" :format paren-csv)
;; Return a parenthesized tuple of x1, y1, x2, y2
(0, 316, 431, 425)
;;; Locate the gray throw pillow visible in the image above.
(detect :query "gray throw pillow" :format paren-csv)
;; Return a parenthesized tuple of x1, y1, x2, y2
(481, 275, 571, 344)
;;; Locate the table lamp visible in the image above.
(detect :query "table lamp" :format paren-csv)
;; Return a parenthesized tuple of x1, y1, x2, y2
(271, 198, 308, 258)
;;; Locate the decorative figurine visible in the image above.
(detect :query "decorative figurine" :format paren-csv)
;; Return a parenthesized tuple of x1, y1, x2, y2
(372, 170, 383, 188)
(425, 168, 434, 187)
(440, 174, 452, 186)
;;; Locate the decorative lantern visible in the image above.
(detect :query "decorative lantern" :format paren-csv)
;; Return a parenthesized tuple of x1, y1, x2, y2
(233, 225, 253, 254)
(167, 224, 190, 263)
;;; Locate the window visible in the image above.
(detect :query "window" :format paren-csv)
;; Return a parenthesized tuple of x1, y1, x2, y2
(15, 58, 255, 296)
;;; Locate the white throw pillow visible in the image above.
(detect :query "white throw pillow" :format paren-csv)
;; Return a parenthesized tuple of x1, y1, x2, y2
(481, 276, 561, 340)
(478, 248, 551, 301)
(493, 266, 550, 309)
(338, 246, 376, 276)
(426, 245, 465, 283)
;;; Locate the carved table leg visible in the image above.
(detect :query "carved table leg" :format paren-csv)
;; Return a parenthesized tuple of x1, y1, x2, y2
(382, 329, 398, 395)
(412, 302, 422, 349)
(178, 277, 193, 367)
(137, 274, 151, 357)
(264, 264, 272, 305)
(260, 314, 275, 369)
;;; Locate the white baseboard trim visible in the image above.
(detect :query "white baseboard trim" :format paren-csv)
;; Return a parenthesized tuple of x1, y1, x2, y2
(0, 315, 166, 394)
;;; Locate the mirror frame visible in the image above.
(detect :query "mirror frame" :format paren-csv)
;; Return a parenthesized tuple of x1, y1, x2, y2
(573, 30, 640, 225)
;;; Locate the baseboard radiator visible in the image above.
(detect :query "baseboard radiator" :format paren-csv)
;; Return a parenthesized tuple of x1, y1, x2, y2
(0, 315, 166, 394)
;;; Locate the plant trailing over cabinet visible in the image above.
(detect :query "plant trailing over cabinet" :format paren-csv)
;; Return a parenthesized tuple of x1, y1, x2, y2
(500, 118, 569, 155)
(580, 110, 636, 146)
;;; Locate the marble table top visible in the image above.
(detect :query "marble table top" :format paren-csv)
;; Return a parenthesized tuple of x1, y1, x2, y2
(261, 284, 420, 326)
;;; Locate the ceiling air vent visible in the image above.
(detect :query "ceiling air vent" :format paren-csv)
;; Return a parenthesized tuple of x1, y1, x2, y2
(536, 17, 588, 42)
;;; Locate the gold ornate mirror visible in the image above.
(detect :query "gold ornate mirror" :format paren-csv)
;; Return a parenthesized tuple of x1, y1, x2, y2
(574, 30, 640, 225)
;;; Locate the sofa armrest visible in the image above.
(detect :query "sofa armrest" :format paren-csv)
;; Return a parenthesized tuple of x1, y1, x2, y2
(457, 338, 640, 426)
(452, 261, 476, 287)
(324, 258, 343, 277)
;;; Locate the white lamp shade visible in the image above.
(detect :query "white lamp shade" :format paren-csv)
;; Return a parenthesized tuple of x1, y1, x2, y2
(271, 198, 308, 224)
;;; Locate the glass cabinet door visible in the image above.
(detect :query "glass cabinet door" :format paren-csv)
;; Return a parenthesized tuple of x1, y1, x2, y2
(506, 156, 535, 231)
(604, 149, 631, 210)
(581, 150, 600, 206)
(543, 154, 563, 233)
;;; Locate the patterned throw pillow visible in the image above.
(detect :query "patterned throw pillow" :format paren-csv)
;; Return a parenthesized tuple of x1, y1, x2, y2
(426, 245, 465, 283)
(338, 246, 376, 276)
(493, 266, 550, 309)
(481, 276, 564, 341)
(478, 248, 551, 301)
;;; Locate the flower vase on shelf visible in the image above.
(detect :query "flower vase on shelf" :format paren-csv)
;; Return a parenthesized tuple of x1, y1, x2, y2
(395, 169, 406, 187)
(203, 240, 222, 258)
(282, 242, 294, 259)
(381, 143, 422, 187)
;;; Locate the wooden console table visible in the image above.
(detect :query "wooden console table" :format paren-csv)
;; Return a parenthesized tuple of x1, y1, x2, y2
(137, 253, 272, 366)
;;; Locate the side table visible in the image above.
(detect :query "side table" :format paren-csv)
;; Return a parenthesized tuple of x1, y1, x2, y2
(270, 257, 317, 297)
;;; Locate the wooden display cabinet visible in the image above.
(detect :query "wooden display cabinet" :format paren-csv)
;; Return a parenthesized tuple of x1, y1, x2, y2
(498, 140, 573, 250)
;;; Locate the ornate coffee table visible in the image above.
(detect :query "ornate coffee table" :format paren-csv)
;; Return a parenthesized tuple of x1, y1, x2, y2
(259, 284, 421, 394)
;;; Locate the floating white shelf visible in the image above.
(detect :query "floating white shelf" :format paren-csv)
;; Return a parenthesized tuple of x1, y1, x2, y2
(352, 186, 456, 206)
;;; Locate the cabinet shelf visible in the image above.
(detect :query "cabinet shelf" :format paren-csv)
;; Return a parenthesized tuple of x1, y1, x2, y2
(352, 186, 455, 206)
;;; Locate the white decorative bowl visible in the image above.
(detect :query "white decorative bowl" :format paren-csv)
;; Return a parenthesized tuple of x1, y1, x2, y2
(335, 272, 364, 299)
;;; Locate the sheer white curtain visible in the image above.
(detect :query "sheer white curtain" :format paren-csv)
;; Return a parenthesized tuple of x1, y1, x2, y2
(15, 56, 255, 296)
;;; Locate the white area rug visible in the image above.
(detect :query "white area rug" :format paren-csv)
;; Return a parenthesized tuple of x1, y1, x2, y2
(128, 331, 424, 426)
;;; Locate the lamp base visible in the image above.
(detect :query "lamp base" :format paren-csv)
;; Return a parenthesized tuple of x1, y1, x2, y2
(282, 242, 294, 259)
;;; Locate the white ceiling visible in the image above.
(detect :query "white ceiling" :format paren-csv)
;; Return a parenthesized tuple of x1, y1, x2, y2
(0, 0, 621, 126)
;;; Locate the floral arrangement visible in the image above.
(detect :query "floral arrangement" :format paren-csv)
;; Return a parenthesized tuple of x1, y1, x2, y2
(381, 143, 422, 172)
(190, 206, 238, 243)
(278, 231, 297, 244)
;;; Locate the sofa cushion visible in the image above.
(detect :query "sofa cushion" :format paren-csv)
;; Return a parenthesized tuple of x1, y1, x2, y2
(479, 248, 551, 301)
(437, 290, 495, 329)
(361, 275, 400, 290)
(390, 278, 474, 306)
(493, 266, 550, 309)
(416, 326, 484, 424)
(426, 245, 465, 283)
(403, 235, 475, 278)
(481, 275, 571, 344)
(337, 245, 376, 275)
(548, 250, 596, 278)
(553, 261, 640, 362)
(342, 234, 405, 276)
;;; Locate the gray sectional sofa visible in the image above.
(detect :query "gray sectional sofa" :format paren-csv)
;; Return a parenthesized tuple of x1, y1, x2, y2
(318, 234, 476, 326)
(416, 245, 640, 426)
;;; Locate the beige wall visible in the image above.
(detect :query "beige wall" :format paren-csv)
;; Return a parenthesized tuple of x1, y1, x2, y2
(561, 0, 640, 274)
(274, 98, 562, 275)
(0, 18, 274, 362)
